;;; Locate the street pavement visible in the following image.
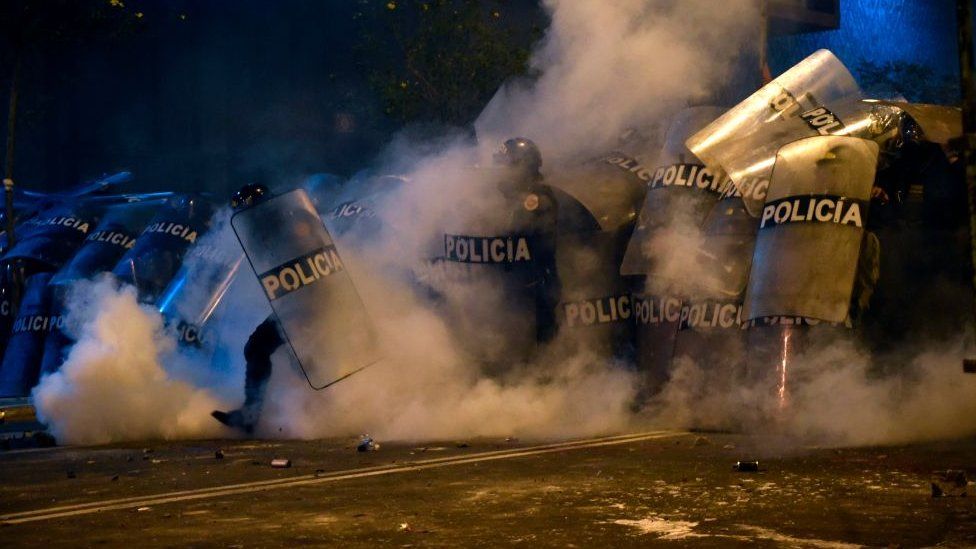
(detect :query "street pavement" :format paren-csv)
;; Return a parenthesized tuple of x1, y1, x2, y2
(2, 430, 976, 547)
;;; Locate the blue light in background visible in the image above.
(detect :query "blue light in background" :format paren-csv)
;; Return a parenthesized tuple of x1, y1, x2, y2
(770, 0, 960, 78)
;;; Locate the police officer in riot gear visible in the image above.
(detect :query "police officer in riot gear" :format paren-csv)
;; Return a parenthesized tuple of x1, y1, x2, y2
(493, 137, 561, 344)
(212, 183, 284, 434)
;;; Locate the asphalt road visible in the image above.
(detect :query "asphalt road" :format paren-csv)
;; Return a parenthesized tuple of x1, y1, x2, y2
(2, 430, 975, 547)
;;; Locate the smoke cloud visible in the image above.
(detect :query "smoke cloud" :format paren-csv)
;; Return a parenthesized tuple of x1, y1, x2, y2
(32, 277, 230, 445)
(28, 0, 976, 452)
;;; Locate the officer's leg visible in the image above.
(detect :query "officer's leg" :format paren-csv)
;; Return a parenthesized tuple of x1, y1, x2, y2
(242, 316, 283, 413)
(212, 315, 284, 433)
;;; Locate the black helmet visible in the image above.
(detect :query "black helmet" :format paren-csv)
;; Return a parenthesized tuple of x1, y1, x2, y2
(493, 137, 542, 177)
(230, 183, 269, 210)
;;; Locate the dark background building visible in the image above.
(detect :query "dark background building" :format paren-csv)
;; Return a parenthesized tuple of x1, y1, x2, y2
(0, 0, 965, 197)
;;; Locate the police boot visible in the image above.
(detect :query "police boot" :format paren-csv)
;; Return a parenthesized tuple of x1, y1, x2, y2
(211, 409, 255, 434)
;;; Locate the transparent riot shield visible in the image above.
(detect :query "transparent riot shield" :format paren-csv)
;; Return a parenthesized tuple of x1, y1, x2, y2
(620, 106, 728, 276)
(112, 194, 215, 303)
(686, 50, 863, 216)
(875, 101, 962, 145)
(321, 175, 405, 241)
(157, 228, 244, 353)
(547, 151, 649, 233)
(51, 202, 157, 285)
(744, 136, 879, 323)
(0, 273, 53, 397)
(2, 203, 100, 270)
(631, 290, 681, 400)
(555, 229, 634, 360)
(232, 189, 380, 390)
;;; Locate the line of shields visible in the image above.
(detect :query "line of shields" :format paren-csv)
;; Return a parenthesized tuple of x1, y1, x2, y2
(0, 49, 966, 434)
(622, 49, 966, 425)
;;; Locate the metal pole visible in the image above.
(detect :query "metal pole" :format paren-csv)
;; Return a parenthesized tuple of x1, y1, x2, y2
(956, 0, 976, 372)
(3, 55, 20, 250)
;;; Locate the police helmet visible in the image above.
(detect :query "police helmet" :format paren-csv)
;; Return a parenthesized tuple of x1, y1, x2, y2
(230, 183, 269, 210)
(493, 137, 542, 176)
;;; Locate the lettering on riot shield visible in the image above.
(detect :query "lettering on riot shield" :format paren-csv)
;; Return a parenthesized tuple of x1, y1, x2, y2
(632, 295, 683, 326)
(86, 229, 137, 250)
(768, 89, 818, 121)
(444, 234, 534, 264)
(259, 245, 345, 301)
(604, 154, 653, 183)
(648, 164, 725, 193)
(800, 106, 846, 136)
(677, 301, 744, 331)
(330, 201, 375, 221)
(759, 195, 867, 230)
(141, 221, 199, 243)
(719, 175, 769, 203)
(562, 294, 632, 328)
(12, 314, 64, 334)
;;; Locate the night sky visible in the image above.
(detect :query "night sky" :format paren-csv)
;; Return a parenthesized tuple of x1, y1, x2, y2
(0, 0, 966, 198)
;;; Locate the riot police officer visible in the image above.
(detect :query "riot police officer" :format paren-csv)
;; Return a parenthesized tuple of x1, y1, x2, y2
(493, 137, 561, 344)
(212, 184, 283, 434)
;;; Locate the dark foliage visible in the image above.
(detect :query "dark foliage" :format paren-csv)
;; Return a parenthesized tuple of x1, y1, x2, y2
(353, 0, 541, 126)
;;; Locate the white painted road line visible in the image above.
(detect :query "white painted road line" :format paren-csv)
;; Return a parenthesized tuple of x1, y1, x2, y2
(1, 430, 686, 525)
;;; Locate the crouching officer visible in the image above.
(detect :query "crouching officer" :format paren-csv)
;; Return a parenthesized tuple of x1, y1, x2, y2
(212, 184, 281, 433)
(213, 182, 379, 433)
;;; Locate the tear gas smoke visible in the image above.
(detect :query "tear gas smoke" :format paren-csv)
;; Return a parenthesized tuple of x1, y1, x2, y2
(28, 0, 976, 450)
(32, 277, 230, 445)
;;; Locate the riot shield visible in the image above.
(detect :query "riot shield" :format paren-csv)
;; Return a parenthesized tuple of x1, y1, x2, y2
(546, 151, 648, 233)
(671, 297, 749, 424)
(0, 273, 54, 397)
(875, 101, 962, 145)
(686, 50, 863, 216)
(620, 106, 728, 277)
(321, 175, 405, 240)
(0, 266, 17, 356)
(157, 233, 244, 352)
(555, 229, 634, 360)
(745, 317, 848, 417)
(112, 194, 215, 303)
(232, 189, 380, 390)
(744, 136, 879, 323)
(51, 203, 157, 285)
(631, 290, 681, 398)
(2, 203, 100, 270)
(416, 175, 561, 371)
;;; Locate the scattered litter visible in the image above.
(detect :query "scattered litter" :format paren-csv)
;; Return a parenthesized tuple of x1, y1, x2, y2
(693, 436, 711, 447)
(271, 458, 292, 468)
(505, 437, 519, 443)
(315, 469, 326, 476)
(611, 517, 700, 540)
(214, 450, 224, 460)
(142, 448, 153, 455)
(398, 523, 411, 532)
(137, 507, 151, 512)
(455, 442, 470, 448)
(358, 436, 379, 452)
(733, 460, 760, 472)
(931, 470, 968, 497)
(723, 444, 736, 450)
(110, 475, 119, 482)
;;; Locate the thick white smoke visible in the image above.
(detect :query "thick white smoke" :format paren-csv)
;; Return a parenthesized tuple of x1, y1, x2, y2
(477, 0, 761, 162)
(241, 0, 764, 442)
(32, 277, 230, 445)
